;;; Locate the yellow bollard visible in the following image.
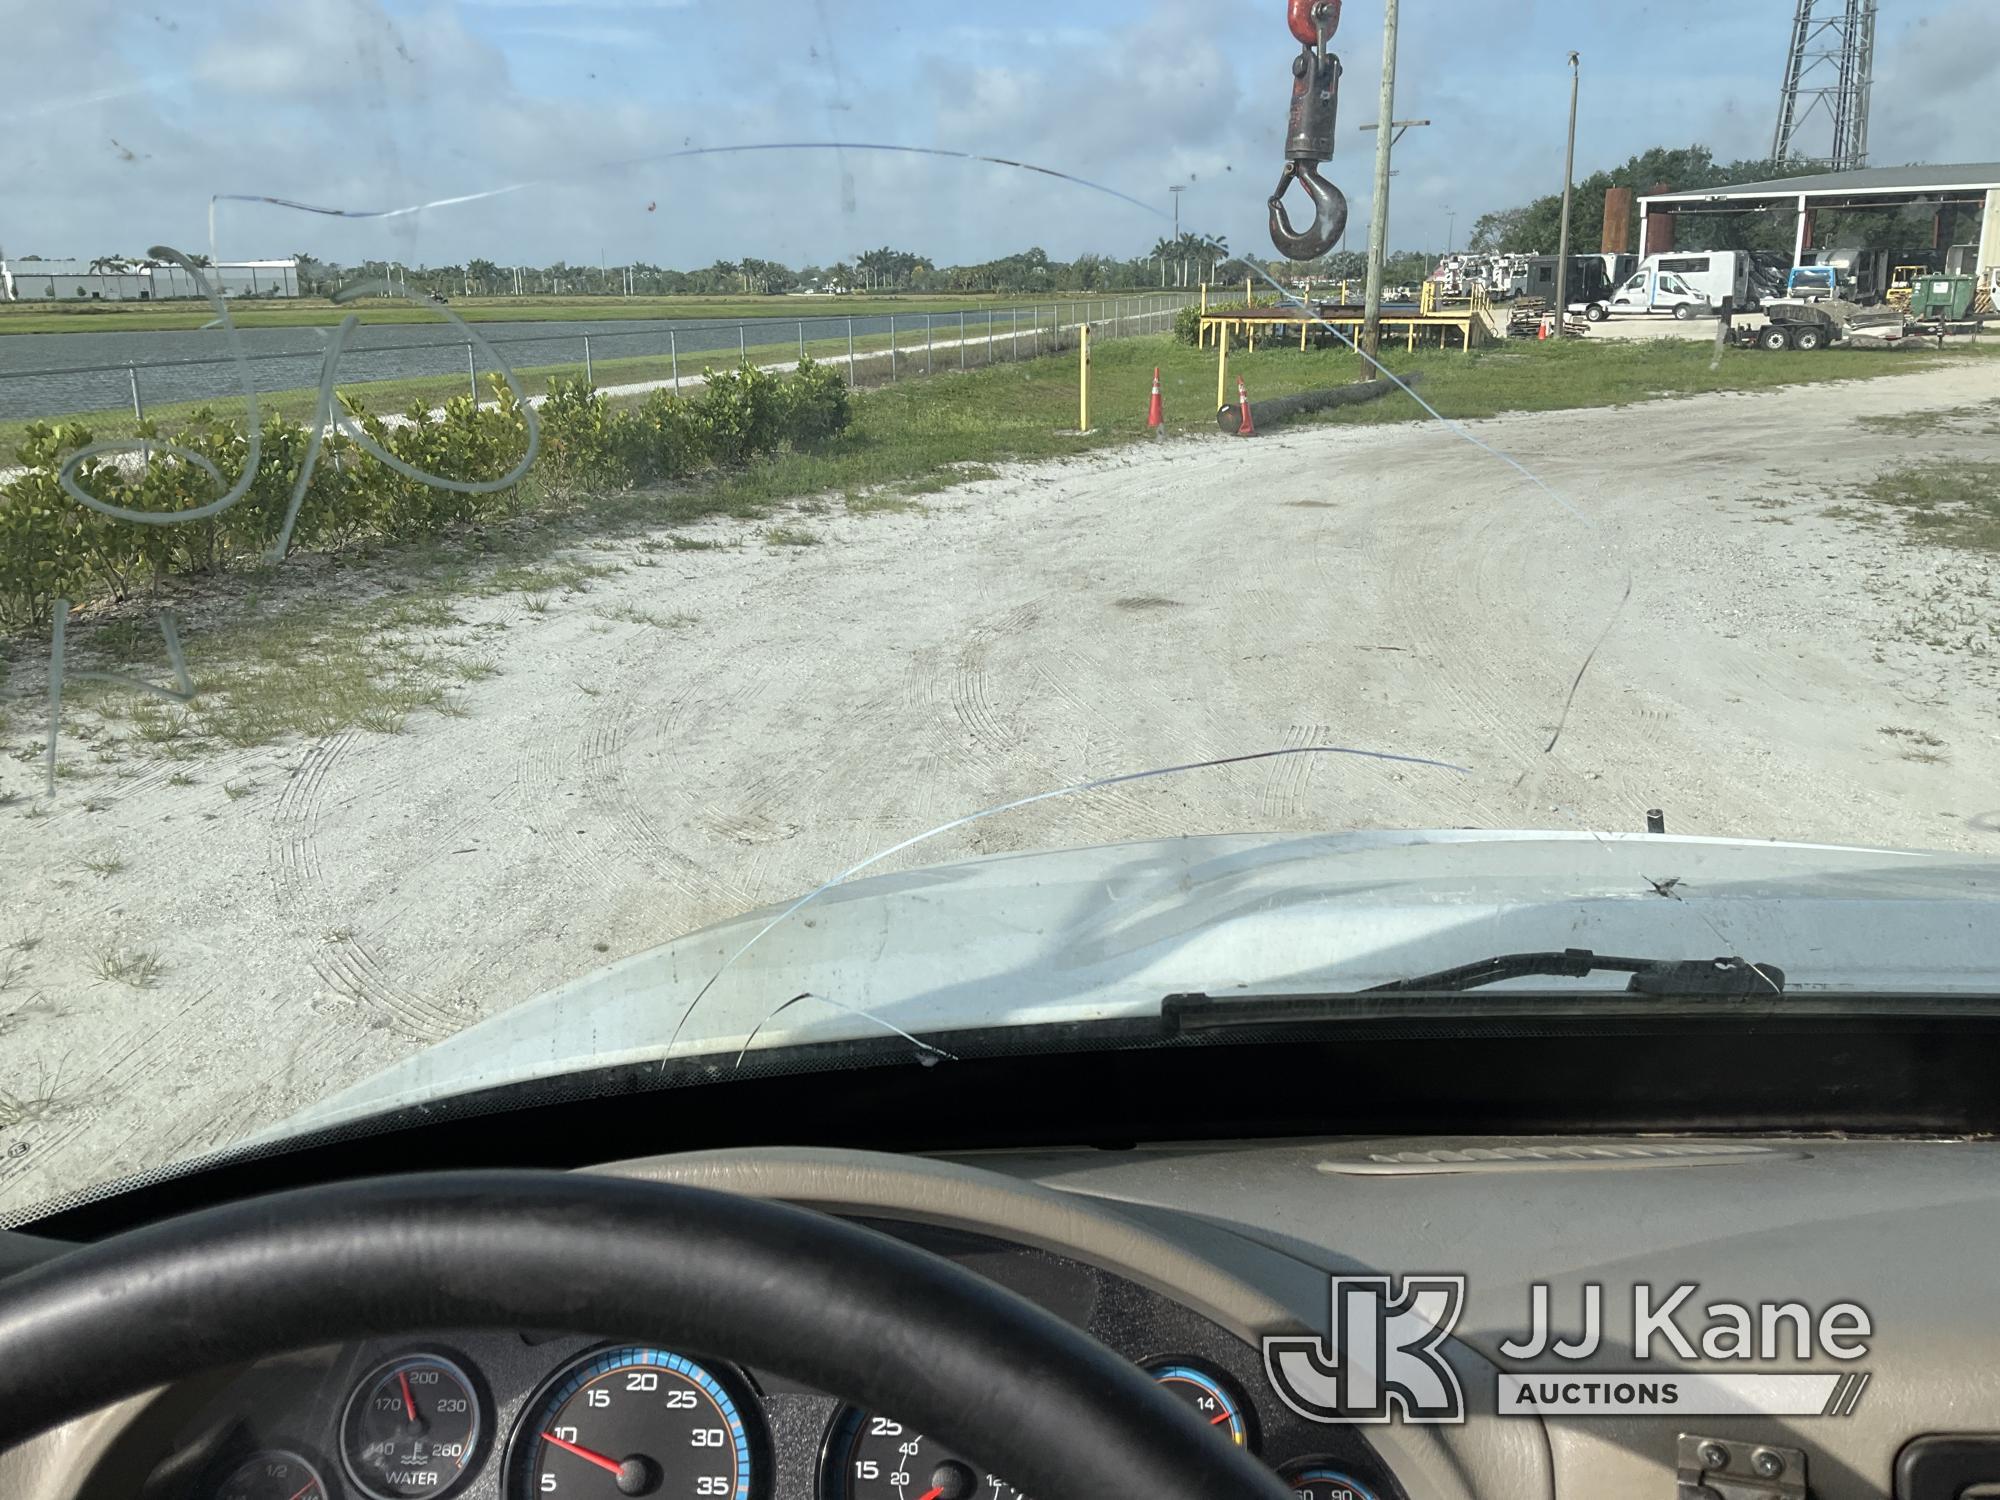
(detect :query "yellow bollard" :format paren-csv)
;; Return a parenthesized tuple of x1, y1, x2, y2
(1200, 282, 1208, 314)
(1216, 324, 1228, 413)
(1078, 322, 1091, 433)
(1300, 317, 1308, 352)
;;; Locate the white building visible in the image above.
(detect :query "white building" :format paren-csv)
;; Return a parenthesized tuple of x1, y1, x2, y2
(0, 257, 300, 301)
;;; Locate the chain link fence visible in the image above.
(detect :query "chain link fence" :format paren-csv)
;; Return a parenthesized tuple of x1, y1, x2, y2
(0, 293, 1198, 450)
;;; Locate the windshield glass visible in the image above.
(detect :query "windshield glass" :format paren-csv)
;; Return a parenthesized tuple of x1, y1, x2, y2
(3, 2, 1999, 1212)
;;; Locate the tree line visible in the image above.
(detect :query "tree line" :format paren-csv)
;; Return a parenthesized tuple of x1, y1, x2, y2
(273, 232, 1287, 300)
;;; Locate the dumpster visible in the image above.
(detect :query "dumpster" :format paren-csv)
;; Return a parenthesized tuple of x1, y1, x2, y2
(1909, 274, 1978, 321)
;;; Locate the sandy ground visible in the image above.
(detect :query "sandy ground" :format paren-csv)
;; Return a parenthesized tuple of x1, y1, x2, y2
(4, 359, 2000, 1211)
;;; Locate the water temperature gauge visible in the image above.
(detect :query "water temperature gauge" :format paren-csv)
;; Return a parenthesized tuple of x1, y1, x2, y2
(341, 1351, 485, 1500)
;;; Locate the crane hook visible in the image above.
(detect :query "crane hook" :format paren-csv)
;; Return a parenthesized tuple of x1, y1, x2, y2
(1270, 161, 1349, 262)
(1269, 28, 1346, 262)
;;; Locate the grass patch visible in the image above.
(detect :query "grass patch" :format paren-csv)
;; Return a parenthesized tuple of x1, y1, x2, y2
(1854, 400, 2000, 435)
(598, 603, 698, 629)
(845, 493, 929, 516)
(763, 525, 820, 547)
(90, 943, 164, 988)
(80, 854, 126, 876)
(1839, 460, 2000, 555)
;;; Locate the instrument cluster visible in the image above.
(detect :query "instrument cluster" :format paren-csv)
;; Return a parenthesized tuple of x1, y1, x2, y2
(174, 1226, 1398, 1500)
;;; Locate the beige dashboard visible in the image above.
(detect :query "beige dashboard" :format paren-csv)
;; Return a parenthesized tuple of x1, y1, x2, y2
(7, 1135, 1998, 1500)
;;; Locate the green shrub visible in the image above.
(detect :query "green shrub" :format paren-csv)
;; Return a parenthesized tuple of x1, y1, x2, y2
(623, 387, 704, 484)
(782, 356, 851, 447)
(0, 424, 136, 628)
(0, 357, 856, 628)
(534, 376, 627, 497)
(693, 362, 784, 467)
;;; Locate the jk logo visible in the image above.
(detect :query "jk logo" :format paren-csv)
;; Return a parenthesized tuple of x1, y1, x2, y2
(1264, 1275, 1467, 1424)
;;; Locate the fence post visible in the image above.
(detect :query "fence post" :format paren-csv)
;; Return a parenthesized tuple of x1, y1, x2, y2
(127, 364, 144, 426)
(467, 343, 478, 400)
(890, 314, 897, 380)
(671, 330, 680, 392)
(926, 313, 933, 375)
(583, 334, 593, 388)
(848, 318, 856, 385)
(738, 324, 746, 364)
(799, 321, 805, 364)
(987, 311, 994, 362)
(1012, 308, 1019, 361)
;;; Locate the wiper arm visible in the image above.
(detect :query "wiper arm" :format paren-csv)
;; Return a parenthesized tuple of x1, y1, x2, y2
(1364, 947, 1785, 995)
(1159, 948, 1789, 1033)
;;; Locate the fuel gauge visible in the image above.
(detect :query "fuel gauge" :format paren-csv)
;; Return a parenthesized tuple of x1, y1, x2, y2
(213, 1449, 328, 1500)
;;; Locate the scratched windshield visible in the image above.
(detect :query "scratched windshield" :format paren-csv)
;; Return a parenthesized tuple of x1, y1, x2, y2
(3, 3, 1999, 1210)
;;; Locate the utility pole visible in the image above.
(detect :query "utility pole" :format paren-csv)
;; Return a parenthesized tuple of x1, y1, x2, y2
(1169, 184, 1185, 240)
(1553, 52, 1580, 332)
(1360, 0, 1400, 362)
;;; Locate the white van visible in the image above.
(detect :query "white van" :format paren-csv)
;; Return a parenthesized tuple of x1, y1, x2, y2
(1586, 251, 1754, 321)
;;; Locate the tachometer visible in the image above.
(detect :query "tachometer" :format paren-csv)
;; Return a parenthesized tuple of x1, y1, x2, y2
(818, 1408, 1021, 1500)
(342, 1352, 485, 1500)
(511, 1346, 756, 1500)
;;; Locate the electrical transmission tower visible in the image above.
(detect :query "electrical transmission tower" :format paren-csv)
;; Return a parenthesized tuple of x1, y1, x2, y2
(1771, 0, 1878, 169)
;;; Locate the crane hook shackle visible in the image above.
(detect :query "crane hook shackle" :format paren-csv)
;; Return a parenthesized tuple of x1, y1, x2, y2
(1268, 29, 1346, 262)
(1286, 0, 1342, 47)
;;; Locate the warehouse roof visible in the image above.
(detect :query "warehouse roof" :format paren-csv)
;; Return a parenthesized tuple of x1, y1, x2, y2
(1640, 162, 2000, 207)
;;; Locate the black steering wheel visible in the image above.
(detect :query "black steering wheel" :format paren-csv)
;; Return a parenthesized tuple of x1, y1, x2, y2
(0, 1171, 1295, 1500)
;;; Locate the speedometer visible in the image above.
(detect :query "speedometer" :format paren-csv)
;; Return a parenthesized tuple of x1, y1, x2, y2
(510, 1346, 758, 1500)
(818, 1408, 1021, 1500)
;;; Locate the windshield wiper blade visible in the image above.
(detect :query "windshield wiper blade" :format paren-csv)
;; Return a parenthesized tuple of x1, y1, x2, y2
(1364, 947, 1786, 995)
(1159, 948, 1789, 1032)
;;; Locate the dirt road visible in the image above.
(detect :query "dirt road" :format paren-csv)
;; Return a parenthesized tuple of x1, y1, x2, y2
(6, 360, 2000, 1211)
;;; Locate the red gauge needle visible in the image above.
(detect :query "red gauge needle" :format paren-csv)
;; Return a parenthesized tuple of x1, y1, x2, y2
(916, 1488, 945, 1500)
(1209, 1410, 1233, 1426)
(285, 1484, 318, 1500)
(542, 1431, 626, 1477)
(398, 1369, 419, 1425)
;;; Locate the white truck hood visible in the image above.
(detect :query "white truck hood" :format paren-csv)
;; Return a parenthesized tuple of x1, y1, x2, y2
(289, 829, 2000, 1133)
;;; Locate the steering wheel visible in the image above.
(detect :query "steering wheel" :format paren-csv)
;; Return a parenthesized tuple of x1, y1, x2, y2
(0, 1171, 1295, 1500)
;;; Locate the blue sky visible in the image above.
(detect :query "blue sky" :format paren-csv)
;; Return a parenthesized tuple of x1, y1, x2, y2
(4, 0, 1995, 272)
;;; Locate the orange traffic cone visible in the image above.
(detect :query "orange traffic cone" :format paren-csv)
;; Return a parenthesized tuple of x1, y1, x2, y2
(1147, 367, 1163, 433)
(1235, 376, 1255, 436)
(1537, 314, 1552, 341)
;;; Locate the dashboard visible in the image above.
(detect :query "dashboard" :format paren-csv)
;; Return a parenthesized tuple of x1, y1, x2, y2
(16, 1130, 2000, 1500)
(125, 1223, 1398, 1500)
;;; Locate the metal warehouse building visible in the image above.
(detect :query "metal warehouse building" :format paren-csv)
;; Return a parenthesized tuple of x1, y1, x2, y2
(0, 258, 300, 301)
(1638, 162, 2000, 275)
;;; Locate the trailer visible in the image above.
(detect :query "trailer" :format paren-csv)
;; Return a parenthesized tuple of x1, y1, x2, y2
(1728, 295, 1906, 352)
